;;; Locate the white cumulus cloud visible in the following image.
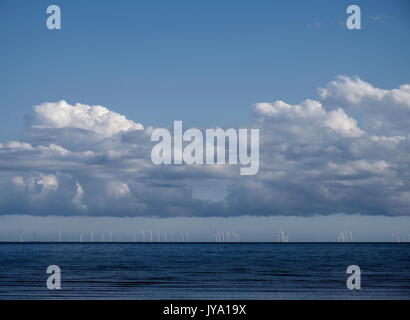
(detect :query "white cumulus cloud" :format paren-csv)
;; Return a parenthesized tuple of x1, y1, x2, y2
(0, 76, 409, 217)
(31, 100, 144, 137)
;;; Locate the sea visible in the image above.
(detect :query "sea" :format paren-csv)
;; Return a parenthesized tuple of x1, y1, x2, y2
(0, 243, 409, 300)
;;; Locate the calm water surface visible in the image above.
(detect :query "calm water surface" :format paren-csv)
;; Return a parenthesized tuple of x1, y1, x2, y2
(0, 243, 409, 299)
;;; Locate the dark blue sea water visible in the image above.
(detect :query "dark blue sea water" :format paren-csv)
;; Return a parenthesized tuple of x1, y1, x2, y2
(0, 243, 409, 300)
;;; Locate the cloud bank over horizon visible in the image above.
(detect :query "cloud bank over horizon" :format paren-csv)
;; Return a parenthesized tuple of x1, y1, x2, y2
(1, 76, 410, 217)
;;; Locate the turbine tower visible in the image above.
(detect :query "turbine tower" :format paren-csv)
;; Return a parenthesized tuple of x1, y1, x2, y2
(277, 230, 288, 242)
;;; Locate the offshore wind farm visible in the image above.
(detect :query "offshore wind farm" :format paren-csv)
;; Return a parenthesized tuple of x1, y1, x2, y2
(3, 229, 410, 243)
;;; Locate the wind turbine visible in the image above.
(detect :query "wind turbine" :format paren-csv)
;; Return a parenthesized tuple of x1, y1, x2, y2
(278, 230, 289, 242)
(278, 230, 284, 242)
(343, 230, 352, 242)
(338, 230, 345, 243)
(17, 231, 23, 243)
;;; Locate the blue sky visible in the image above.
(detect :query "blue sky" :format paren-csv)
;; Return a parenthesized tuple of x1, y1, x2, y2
(1, 0, 409, 140)
(0, 1, 410, 240)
